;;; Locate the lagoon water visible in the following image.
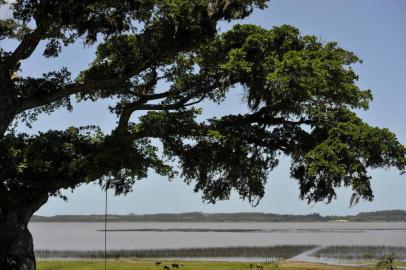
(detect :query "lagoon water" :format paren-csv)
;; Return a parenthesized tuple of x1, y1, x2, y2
(29, 222, 406, 251)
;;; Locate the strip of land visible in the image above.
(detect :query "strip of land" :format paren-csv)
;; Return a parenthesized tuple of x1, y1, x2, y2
(32, 210, 406, 222)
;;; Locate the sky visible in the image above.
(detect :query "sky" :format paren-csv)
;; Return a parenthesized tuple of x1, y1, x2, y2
(1, 0, 406, 216)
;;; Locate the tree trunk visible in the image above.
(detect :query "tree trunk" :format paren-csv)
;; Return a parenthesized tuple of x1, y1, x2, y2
(0, 71, 16, 137)
(0, 112, 13, 136)
(0, 214, 36, 270)
(0, 195, 48, 270)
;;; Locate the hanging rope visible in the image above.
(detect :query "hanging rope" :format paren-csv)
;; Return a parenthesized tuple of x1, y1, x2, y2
(104, 179, 110, 270)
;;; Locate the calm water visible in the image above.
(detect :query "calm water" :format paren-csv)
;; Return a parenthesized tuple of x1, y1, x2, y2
(29, 222, 406, 250)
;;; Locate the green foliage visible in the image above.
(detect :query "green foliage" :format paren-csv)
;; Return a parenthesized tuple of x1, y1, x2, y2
(292, 113, 406, 202)
(376, 252, 396, 270)
(0, 127, 173, 198)
(0, 0, 404, 209)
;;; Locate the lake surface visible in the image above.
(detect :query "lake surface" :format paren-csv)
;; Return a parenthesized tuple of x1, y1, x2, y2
(29, 222, 406, 250)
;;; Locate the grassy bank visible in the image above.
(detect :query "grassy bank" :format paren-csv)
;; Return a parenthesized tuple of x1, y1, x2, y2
(37, 260, 365, 270)
(313, 246, 406, 260)
(35, 245, 315, 260)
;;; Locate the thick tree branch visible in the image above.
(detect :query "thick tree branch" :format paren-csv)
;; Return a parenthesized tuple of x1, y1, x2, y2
(0, 182, 9, 203)
(15, 63, 153, 114)
(1, 28, 44, 71)
(11, 0, 265, 115)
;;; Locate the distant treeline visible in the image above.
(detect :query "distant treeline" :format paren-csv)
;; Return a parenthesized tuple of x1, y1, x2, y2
(31, 210, 406, 222)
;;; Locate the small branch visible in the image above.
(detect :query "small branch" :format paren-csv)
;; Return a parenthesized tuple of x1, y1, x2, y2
(183, 96, 205, 107)
(244, 107, 311, 126)
(117, 89, 208, 131)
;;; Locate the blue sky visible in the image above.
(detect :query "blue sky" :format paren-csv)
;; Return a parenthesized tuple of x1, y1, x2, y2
(2, 0, 406, 216)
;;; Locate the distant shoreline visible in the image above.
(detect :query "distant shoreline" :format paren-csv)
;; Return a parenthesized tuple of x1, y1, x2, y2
(31, 210, 406, 223)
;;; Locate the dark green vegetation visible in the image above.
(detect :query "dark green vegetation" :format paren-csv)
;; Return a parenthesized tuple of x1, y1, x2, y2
(35, 245, 315, 260)
(1, 0, 406, 270)
(313, 246, 406, 261)
(31, 210, 406, 222)
(376, 253, 396, 270)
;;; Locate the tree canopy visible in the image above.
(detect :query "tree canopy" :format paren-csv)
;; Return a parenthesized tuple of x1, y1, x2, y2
(1, 2, 405, 268)
(0, 0, 405, 212)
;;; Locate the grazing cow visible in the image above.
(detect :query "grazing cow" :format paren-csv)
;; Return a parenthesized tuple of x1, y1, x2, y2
(163, 266, 170, 270)
(155, 261, 162, 266)
(172, 263, 179, 268)
(257, 264, 264, 270)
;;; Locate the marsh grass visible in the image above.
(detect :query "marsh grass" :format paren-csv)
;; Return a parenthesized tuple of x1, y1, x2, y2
(312, 246, 406, 261)
(35, 245, 315, 260)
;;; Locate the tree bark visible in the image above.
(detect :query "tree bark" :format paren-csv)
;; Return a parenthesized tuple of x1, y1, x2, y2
(0, 214, 36, 270)
(0, 195, 48, 270)
(0, 72, 15, 137)
(0, 112, 13, 136)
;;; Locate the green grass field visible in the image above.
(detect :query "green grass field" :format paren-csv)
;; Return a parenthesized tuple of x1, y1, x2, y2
(37, 260, 273, 270)
(37, 260, 369, 270)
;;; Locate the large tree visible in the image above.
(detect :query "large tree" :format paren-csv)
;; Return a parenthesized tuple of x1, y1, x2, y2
(0, 1, 405, 269)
